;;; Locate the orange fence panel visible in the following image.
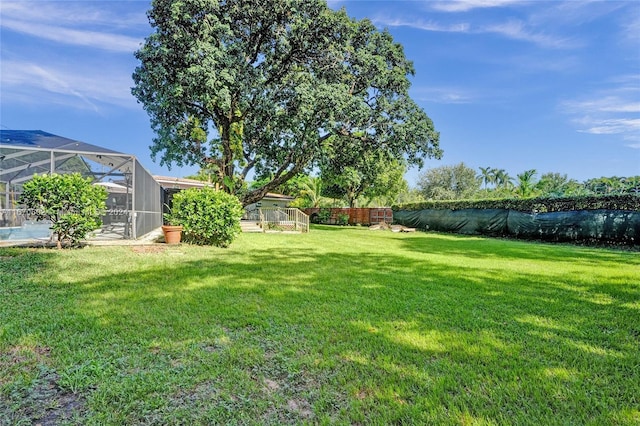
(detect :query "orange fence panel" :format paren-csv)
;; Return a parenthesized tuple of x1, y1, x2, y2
(302, 208, 393, 226)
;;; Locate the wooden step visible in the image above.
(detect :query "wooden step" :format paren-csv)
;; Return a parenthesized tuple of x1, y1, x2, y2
(240, 220, 263, 233)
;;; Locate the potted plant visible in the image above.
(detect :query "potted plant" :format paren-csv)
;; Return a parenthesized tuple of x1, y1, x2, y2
(162, 206, 183, 244)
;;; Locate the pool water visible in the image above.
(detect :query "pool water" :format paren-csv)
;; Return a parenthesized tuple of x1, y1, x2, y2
(0, 221, 53, 241)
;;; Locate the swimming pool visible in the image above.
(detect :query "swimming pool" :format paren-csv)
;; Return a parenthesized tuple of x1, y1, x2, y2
(0, 221, 53, 241)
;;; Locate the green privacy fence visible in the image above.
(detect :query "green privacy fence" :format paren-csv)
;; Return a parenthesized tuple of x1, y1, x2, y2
(392, 196, 640, 245)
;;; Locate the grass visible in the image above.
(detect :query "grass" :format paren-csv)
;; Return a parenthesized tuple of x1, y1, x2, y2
(1, 226, 639, 425)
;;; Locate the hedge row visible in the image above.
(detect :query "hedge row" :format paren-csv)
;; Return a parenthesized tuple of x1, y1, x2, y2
(393, 194, 640, 213)
(392, 208, 640, 246)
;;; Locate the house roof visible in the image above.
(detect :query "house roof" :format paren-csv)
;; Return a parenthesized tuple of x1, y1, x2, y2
(263, 193, 294, 201)
(153, 175, 215, 190)
(153, 175, 294, 201)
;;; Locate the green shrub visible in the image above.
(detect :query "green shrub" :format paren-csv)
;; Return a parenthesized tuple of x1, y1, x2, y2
(337, 213, 350, 225)
(317, 208, 332, 224)
(20, 173, 107, 248)
(393, 194, 640, 213)
(170, 187, 243, 247)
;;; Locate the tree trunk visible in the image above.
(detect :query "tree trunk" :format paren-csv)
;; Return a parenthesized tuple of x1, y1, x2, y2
(240, 162, 305, 207)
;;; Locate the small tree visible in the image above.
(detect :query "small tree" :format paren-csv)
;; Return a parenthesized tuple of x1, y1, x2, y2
(169, 187, 243, 247)
(20, 173, 107, 248)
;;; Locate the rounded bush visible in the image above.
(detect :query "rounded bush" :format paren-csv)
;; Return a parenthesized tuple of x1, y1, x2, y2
(169, 188, 243, 247)
(20, 173, 107, 248)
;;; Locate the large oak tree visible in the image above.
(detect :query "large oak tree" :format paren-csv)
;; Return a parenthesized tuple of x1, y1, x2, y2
(132, 0, 441, 206)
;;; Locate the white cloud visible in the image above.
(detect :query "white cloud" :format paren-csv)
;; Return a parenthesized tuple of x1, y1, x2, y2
(1, 59, 137, 111)
(412, 86, 477, 104)
(621, 13, 640, 45)
(2, 19, 142, 52)
(481, 19, 578, 49)
(577, 118, 640, 135)
(573, 98, 640, 114)
(373, 17, 470, 33)
(13, 63, 99, 111)
(0, 2, 146, 28)
(0, 2, 144, 111)
(374, 15, 576, 49)
(561, 78, 640, 146)
(0, 1, 145, 52)
(528, 1, 628, 28)
(429, 0, 522, 13)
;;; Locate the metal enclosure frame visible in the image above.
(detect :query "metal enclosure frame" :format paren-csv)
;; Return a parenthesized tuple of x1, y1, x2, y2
(0, 130, 162, 240)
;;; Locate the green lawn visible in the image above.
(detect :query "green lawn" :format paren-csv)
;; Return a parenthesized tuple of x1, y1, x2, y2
(1, 226, 639, 425)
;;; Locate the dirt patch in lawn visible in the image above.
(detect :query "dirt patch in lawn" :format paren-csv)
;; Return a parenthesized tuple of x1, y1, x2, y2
(29, 370, 87, 425)
(286, 398, 314, 419)
(130, 245, 167, 254)
(0, 346, 87, 425)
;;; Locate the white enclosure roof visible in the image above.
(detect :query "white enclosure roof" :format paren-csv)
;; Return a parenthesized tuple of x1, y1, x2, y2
(0, 130, 134, 184)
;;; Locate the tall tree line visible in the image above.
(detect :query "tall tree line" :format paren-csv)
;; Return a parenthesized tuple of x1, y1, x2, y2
(418, 163, 639, 201)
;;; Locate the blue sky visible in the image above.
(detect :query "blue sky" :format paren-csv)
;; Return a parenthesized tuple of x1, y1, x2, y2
(1, 0, 639, 186)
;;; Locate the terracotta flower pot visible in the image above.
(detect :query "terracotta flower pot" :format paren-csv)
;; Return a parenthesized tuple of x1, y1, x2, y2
(162, 225, 183, 244)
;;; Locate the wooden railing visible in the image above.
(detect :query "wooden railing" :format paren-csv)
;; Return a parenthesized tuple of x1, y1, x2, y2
(259, 207, 309, 233)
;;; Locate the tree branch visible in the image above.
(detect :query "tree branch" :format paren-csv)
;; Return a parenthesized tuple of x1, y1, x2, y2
(241, 160, 306, 206)
(239, 156, 256, 181)
(185, 101, 214, 118)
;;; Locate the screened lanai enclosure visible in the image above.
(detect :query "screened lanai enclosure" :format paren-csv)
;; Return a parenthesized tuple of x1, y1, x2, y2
(0, 130, 162, 241)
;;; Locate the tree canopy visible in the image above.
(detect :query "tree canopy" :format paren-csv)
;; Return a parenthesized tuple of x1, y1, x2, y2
(416, 164, 639, 202)
(320, 152, 407, 207)
(417, 162, 480, 200)
(132, 0, 441, 206)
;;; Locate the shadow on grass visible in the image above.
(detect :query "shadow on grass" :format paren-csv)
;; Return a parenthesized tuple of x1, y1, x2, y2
(393, 231, 640, 265)
(309, 224, 353, 232)
(2, 235, 639, 424)
(0, 247, 88, 425)
(394, 231, 640, 307)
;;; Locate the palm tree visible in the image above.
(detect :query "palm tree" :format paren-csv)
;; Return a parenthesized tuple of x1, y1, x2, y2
(478, 166, 495, 189)
(299, 176, 324, 207)
(515, 169, 538, 198)
(494, 169, 514, 190)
